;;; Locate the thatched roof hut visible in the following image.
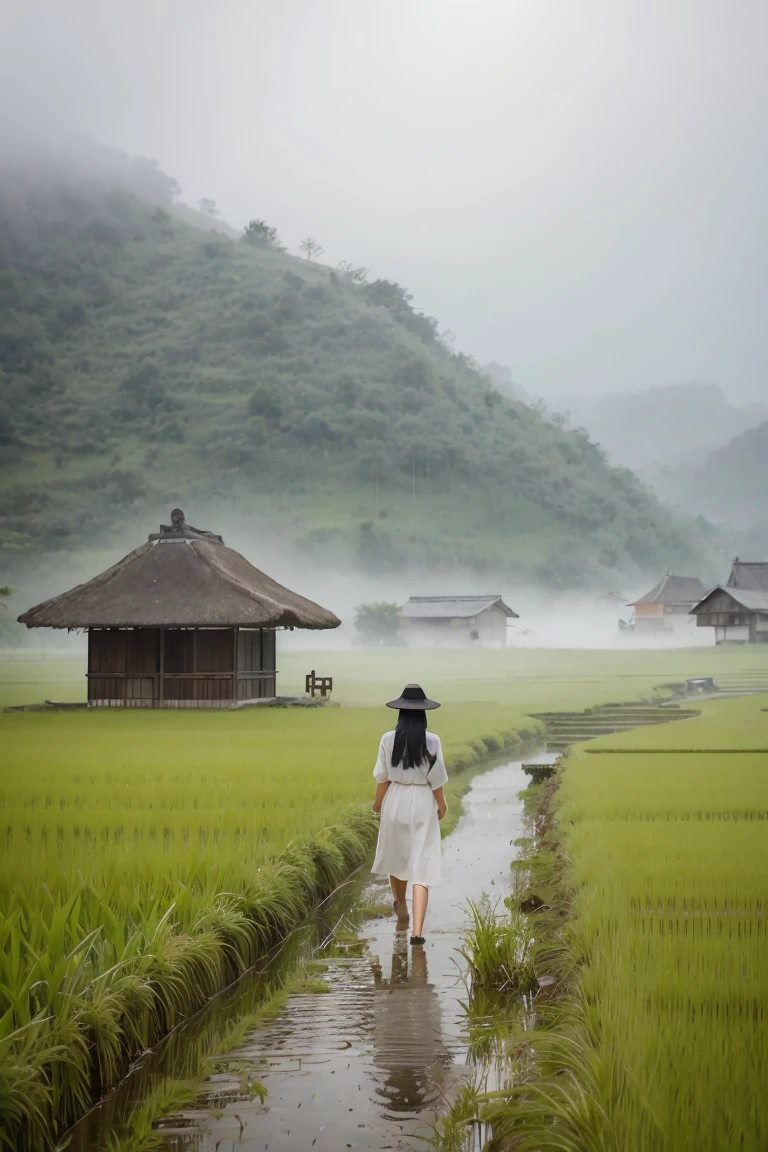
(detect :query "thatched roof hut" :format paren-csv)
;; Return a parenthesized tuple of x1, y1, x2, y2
(18, 509, 340, 707)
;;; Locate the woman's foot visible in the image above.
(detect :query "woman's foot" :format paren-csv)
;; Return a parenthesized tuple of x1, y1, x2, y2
(410, 935, 425, 946)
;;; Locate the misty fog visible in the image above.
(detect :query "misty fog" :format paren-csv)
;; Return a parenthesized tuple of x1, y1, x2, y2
(8, 502, 713, 657)
(2, 0, 767, 404)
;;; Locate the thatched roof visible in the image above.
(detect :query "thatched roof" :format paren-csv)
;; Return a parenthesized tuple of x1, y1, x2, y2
(629, 574, 707, 607)
(18, 510, 340, 631)
(401, 595, 519, 619)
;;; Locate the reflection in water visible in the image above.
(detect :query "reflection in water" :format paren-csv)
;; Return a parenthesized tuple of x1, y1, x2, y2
(370, 932, 453, 1117)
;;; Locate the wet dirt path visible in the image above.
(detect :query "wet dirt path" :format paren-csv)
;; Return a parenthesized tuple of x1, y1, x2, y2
(147, 751, 552, 1152)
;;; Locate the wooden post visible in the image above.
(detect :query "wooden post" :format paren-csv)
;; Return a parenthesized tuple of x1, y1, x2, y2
(192, 629, 198, 702)
(158, 626, 165, 708)
(232, 627, 239, 704)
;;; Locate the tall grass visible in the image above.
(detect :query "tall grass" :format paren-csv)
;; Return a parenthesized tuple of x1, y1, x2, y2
(458, 895, 535, 994)
(0, 809, 375, 1148)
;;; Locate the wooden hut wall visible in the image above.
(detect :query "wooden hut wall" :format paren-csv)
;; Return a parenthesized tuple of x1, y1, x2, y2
(88, 628, 159, 705)
(237, 628, 276, 699)
(691, 588, 768, 644)
(87, 626, 277, 707)
(474, 606, 508, 645)
(162, 628, 234, 704)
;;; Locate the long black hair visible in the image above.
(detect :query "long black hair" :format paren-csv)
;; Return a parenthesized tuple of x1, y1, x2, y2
(391, 709, 437, 771)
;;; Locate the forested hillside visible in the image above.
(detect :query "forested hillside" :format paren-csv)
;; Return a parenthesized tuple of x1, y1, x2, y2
(0, 146, 704, 587)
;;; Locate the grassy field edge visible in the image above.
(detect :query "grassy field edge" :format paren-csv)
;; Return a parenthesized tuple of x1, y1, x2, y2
(3, 806, 378, 1150)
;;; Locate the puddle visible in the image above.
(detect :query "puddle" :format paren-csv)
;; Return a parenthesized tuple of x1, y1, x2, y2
(72, 750, 553, 1151)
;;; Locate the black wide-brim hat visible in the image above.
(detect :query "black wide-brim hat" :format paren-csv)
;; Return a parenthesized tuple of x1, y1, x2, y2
(386, 683, 441, 710)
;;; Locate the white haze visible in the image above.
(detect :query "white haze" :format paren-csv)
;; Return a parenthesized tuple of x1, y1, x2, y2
(1, 0, 767, 403)
(10, 506, 714, 655)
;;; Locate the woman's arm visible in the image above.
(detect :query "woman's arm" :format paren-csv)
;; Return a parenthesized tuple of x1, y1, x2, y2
(372, 781, 390, 813)
(432, 786, 448, 821)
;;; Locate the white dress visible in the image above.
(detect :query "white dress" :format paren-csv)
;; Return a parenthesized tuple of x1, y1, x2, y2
(371, 730, 448, 888)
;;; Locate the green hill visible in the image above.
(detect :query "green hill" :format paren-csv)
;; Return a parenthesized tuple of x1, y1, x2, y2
(653, 421, 768, 529)
(0, 145, 705, 588)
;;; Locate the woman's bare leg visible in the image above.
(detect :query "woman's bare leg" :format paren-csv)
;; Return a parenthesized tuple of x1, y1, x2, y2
(389, 875, 408, 922)
(412, 884, 429, 937)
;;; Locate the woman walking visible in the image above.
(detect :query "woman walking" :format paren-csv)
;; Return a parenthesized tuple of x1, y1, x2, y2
(371, 684, 448, 945)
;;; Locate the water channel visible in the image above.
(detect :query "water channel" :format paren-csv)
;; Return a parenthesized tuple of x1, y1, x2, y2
(70, 749, 554, 1152)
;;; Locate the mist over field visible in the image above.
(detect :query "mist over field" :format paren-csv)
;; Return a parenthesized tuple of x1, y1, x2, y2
(8, 505, 710, 655)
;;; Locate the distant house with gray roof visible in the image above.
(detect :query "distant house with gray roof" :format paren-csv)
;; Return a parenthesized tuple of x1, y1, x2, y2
(401, 595, 518, 647)
(690, 559, 768, 644)
(628, 574, 707, 635)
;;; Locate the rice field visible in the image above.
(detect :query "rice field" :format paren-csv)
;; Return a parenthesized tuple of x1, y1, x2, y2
(5, 639, 768, 710)
(509, 693, 768, 1151)
(2, 645, 766, 1148)
(0, 682, 542, 1149)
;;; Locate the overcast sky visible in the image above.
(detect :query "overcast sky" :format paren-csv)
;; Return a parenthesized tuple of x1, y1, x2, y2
(2, 0, 767, 402)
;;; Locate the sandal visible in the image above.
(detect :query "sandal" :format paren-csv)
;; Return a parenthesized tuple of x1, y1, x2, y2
(410, 935, 425, 946)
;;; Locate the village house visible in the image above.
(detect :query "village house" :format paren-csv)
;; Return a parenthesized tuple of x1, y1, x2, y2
(689, 559, 768, 644)
(17, 509, 340, 707)
(400, 595, 518, 647)
(627, 574, 707, 635)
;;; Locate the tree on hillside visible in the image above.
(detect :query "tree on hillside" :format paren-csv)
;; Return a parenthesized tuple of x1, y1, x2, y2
(243, 219, 281, 247)
(336, 261, 369, 285)
(299, 237, 324, 261)
(198, 198, 220, 218)
(353, 602, 405, 646)
(365, 279, 414, 312)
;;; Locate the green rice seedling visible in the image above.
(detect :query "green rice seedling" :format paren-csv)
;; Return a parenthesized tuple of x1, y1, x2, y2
(458, 895, 536, 994)
(478, 692, 768, 1152)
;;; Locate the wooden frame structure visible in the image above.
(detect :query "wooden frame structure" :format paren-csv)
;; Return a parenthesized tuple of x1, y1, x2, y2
(690, 587, 768, 645)
(304, 669, 333, 699)
(689, 560, 768, 645)
(87, 626, 278, 707)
